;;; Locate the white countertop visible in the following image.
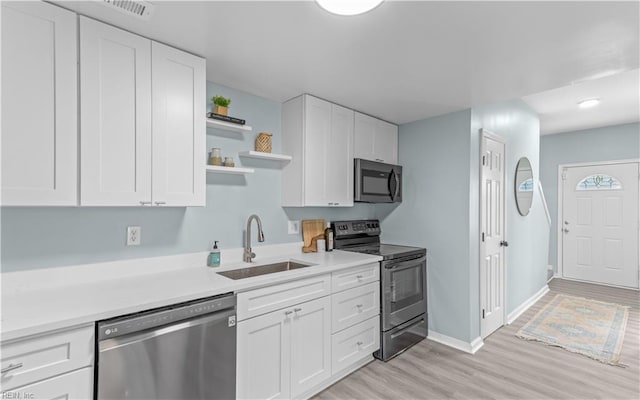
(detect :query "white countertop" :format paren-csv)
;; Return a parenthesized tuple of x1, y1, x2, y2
(1, 244, 381, 342)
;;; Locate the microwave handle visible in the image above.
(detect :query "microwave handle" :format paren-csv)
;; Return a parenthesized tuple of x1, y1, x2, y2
(389, 169, 398, 201)
(393, 170, 400, 200)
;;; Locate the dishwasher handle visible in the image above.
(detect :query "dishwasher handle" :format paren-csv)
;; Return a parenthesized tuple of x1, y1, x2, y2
(97, 293, 236, 340)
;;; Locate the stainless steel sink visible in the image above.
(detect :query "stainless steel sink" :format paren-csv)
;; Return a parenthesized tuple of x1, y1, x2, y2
(217, 261, 315, 280)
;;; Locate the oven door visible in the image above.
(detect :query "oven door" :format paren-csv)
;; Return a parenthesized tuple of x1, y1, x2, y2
(381, 255, 427, 330)
(354, 159, 402, 203)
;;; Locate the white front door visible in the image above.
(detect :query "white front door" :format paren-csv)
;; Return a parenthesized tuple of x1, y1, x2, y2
(562, 162, 639, 288)
(480, 131, 506, 338)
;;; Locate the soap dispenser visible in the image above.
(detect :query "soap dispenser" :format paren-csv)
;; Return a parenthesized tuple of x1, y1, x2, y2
(207, 241, 221, 267)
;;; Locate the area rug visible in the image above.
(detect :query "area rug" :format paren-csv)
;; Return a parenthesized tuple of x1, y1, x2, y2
(516, 294, 629, 365)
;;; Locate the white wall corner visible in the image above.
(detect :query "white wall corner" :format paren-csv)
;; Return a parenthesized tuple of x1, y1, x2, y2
(427, 330, 484, 354)
(506, 284, 550, 325)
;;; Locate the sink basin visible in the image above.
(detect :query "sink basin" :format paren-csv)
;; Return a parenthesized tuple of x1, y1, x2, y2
(217, 261, 315, 280)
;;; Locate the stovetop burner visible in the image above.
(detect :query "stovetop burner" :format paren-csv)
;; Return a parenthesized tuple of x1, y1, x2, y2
(332, 219, 426, 260)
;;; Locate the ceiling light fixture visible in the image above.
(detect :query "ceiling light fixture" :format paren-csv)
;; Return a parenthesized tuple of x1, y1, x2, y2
(316, 0, 384, 16)
(577, 98, 601, 109)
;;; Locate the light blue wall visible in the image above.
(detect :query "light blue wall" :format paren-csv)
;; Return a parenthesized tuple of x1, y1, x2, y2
(1, 82, 375, 272)
(381, 99, 545, 343)
(379, 109, 474, 341)
(470, 100, 547, 324)
(539, 122, 640, 272)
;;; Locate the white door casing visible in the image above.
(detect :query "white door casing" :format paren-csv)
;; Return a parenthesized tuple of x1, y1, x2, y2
(561, 162, 639, 288)
(480, 130, 507, 338)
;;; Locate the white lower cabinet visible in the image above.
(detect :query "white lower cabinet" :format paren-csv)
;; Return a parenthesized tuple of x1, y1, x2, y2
(237, 296, 331, 400)
(6, 367, 93, 400)
(1, 324, 94, 399)
(331, 316, 380, 376)
(237, 265, 381, 399)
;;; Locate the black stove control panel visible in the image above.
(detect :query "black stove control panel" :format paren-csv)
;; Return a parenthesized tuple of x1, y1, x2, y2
(332, 219, 381, 237)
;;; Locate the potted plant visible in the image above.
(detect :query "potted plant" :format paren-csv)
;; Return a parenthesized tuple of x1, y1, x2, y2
(212, 95, 231, 116)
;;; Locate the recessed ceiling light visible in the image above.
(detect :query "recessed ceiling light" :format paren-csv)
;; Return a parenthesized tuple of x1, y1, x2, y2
(577, 98, 601, 109)
(316, 0, 384, 16)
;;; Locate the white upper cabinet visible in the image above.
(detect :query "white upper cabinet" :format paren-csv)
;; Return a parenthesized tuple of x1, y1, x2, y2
(1, 2, 78, 206)
(282, 95, 354, 207)
(80, 18, 205, 206)
(80, 17, 152, 206)
(354, 112, 398, 165)
(151, 42, 206, 206)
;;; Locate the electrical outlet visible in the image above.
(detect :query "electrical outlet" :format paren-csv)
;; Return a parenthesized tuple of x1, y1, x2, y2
(127, 226, 141, 246)
(288, 220, 300, 235)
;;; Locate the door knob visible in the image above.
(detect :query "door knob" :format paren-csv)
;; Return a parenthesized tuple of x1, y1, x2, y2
(564, 221, 569, 225)
(563, 228, 570, 233)
(499, 241, 509, 247)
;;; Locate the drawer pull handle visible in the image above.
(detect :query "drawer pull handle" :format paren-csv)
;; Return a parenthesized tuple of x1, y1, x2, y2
(139, 201, 152, 205)
(356, 341, 363, 346)
(294, 308, 302, 312)
(154, 201, 167, 206)
(284, 310, 293, 316)
(356, 304, 363, 311)
(356, 275, 364, 279)
(2, 363, 23, 374)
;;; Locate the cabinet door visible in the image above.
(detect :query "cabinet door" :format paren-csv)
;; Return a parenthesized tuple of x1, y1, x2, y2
(237, 310, 291, 400)
(80, 17, 152, 206)
(354, 112, 376, 162)
(303, 95, 332, 206)
(375, 120, 398, 165)
(11, 367, 93, 400)
(151, 42, 206, 206)
(1, 2, 77, 206)
(290, 296, 332, 398)
(325, 104, 354, 206)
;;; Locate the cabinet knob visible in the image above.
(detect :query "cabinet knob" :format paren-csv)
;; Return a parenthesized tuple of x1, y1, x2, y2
(356, 275, 364, 280)
(284, 310, 293, 316)
(356, 341, 363, 346)
(139, 201, 152, 206)
(154, 201, 166, 206)
(294, 308, 302, 312)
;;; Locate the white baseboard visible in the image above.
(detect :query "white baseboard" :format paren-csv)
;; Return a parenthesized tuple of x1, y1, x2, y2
(427, 330, 484, 354)
(506, 284, 550, 324)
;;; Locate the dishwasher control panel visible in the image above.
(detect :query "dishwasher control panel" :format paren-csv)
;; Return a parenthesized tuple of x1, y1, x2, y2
(98, 293, 236, 340)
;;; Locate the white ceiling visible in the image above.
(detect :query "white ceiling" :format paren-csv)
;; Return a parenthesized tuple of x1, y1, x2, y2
(523, 69, 640, 135)
(57, 0, 640, 129)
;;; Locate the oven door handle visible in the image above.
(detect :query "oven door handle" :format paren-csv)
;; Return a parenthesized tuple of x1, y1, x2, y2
(384, 256, 426, 270)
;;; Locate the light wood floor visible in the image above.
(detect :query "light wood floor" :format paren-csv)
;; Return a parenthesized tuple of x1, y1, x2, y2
(315, 279, 639, 400)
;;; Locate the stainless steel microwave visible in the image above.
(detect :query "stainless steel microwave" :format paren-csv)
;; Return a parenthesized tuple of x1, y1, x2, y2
(354, 159, 402, 203)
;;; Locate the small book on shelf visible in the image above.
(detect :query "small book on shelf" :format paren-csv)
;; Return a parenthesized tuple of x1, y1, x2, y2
(207, 112, 246, 125)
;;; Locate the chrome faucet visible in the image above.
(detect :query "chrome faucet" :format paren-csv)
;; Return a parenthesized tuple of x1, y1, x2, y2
(244, 214, 265, 262)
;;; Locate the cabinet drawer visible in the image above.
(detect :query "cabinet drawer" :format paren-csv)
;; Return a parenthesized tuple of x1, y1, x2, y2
(331, 263, 379, 293)
(6, 367, 93, 400)
(331, 282, 379, 333)
(237, 274, 331, 321)
(331, 316, 379, 376)
(1, 325, 94, 390)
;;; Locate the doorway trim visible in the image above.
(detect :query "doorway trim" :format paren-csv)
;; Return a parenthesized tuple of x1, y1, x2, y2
(479, 128, 508, 338)
(556, 158, 640, 288)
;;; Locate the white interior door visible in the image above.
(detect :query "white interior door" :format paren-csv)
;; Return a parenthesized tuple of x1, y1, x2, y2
(480, 131, 506, 338)
(562, 162, 639, 288)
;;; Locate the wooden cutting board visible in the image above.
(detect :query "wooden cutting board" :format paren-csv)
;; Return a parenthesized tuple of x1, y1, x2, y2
(302, 219, 326, 253)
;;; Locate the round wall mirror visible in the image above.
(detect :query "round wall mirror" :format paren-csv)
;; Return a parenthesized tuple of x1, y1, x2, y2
(515, 157, 534, 216)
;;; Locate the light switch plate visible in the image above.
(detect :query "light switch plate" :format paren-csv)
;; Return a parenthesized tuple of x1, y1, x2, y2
(287, 220, 300, 235)
(127, 226, 141, 246)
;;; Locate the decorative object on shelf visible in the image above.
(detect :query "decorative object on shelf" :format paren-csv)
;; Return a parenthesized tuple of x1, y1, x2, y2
(211, 95, 231, 116)
(223, 157, 235, 167)
(255, 132, 273, 153)
(208, 147, 223, 166)
(207, 112, 245, 126)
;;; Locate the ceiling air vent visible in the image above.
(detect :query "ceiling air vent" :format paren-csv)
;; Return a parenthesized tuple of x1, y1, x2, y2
(101, 0, 155, 20)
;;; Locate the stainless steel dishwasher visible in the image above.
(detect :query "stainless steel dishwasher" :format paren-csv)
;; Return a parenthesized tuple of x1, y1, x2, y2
(96, 293, 236, 400)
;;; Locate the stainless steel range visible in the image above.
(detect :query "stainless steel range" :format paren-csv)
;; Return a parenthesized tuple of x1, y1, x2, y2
(332, 219, 427, 361)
